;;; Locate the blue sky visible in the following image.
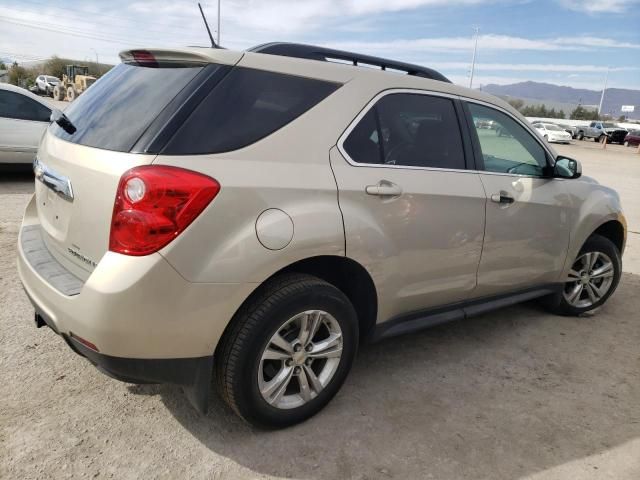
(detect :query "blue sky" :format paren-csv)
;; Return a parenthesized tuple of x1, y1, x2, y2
(1, 0, 639, 90)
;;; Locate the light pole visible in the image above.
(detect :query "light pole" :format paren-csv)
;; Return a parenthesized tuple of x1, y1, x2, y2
(90, 48, 99, 74)
(217, 0, 221, 45)
(598, 66, 609, 117)
(469, 26, 479, 89)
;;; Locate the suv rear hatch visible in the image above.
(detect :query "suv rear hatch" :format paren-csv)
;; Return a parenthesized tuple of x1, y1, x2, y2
(35, 49, 242, 280)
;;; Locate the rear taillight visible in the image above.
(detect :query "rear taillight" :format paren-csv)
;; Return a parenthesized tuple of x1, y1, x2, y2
(109, 166, 220, 256)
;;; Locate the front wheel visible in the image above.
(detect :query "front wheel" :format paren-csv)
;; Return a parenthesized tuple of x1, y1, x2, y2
(216, 273, 358, 428)
(544, 234, 621, 316)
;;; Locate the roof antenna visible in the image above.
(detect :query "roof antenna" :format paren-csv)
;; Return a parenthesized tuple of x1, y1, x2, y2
(198, 2, 218, 48)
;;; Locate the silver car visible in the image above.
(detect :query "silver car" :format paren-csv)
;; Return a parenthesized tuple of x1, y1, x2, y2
(0, 83, 51, 164)
(18, 44, 625, 428)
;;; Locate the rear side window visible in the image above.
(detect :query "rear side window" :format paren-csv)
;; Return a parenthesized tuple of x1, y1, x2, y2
(343, 93, 466, 169)
(0, 90, 50, 122)
(162, 68, 339, 155)
(49, 63, 204, 152)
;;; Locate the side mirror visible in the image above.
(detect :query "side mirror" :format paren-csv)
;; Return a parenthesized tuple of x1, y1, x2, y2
(554, 156, 582, 179)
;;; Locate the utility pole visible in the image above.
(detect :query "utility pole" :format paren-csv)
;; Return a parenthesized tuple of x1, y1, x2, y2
(90, 48, 99, 73)
(217, 0, 221, 45)
(469, 27, 479, 89)
(598, 66, 609, 117)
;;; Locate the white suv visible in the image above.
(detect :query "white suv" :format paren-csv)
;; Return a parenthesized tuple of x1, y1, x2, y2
(18, 44, 625, 428)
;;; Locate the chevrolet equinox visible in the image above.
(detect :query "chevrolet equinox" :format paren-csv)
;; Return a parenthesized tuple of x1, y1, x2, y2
(18, 43, 626, 428)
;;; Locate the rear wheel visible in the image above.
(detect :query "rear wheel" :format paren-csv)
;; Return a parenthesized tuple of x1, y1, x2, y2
(216, 273, 358, 428)
(577, 132, 584, 140)
(544, 234, 621, 316)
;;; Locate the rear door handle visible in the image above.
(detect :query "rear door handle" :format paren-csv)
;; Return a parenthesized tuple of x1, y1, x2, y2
(490, 192, 514, 204)
(365, 181, 402, 197)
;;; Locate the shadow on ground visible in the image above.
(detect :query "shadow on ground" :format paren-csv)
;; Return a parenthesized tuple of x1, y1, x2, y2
(0, 168, 34, 194)
(128, 273, 640, 479)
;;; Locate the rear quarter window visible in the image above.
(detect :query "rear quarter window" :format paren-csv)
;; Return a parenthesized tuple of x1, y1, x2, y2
(162, 68, 340, 155)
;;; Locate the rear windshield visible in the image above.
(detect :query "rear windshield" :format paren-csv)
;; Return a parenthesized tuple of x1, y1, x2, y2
(49, 63, 203, 152)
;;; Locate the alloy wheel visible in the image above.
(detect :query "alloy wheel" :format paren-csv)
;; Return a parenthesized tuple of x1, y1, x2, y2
(563, 251, 615, 308)
(258, 310, 343, 409)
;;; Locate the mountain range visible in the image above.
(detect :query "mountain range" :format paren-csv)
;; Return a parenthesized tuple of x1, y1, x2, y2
(481, 81, 640, 118)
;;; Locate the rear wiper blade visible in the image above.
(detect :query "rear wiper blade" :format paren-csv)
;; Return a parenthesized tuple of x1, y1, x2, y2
(51, 109, 76, 135)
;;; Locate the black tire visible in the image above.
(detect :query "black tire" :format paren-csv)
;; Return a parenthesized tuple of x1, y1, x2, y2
(577, 132, 584, 140)
(215, 273, 358, 428)
(624, 141, 629, 147)
(543, 234, 621, 316)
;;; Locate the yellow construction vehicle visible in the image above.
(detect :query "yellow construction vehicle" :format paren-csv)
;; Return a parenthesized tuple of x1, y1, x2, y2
(52, 65, 96, 102)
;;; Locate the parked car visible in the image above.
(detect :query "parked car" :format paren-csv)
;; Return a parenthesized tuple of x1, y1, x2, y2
(576, 121, 628, 144)
(35, 75, 61, 96)
(474, 118, 494, 129)
(623, 129, 640, 147)
(532, 122, 572, 143)
(0, 83, 51, 164)
(18, 44, 626, 429)
(556, 123, 578, 139)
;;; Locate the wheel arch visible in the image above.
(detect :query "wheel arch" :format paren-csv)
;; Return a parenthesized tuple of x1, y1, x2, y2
(591, 219, 626, 254)
(219, 255, 378, 348)
(276, 255, 378, 341)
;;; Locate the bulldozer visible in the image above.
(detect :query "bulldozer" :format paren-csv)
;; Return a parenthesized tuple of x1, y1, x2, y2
(52, 65, 96, 102)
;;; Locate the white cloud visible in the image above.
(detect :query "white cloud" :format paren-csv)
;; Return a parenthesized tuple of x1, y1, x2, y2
(325, 34, 640, 56)
(558, 0, 640, 14)
(429, 62, 638, 72)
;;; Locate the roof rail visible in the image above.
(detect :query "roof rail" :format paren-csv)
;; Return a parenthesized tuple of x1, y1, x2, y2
(248, 42, 451, 83)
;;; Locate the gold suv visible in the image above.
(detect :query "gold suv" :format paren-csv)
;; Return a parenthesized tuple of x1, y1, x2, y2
(18, 43, 625, 428)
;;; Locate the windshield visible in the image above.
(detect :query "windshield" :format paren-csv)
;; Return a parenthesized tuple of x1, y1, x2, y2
(45, 76, 59, 82)
(544, 124, 562, 131)
(49, 63, 204, 152)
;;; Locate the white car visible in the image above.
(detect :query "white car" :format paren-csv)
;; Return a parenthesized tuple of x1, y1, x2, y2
(0, 83, 52, 164)
(533, 123, 572, 144)
(35, 75, 61, 95)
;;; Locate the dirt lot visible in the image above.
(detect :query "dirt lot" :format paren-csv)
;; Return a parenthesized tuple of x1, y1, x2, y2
(1, 142, 639, 480)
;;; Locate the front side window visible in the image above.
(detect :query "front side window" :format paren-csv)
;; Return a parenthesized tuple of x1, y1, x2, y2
(343, 93, 466, 169)
(467, 103, 548, 176)
(0, 90, 51, 122)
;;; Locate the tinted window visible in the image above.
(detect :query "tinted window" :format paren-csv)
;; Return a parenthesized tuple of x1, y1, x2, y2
(343, 108, 382, 164)
(163, 68, 339, 154)
(0, 90, 50, 122)
(49, 63, 204, 152)
(343, 93, 466, 169)
(467, 103, 548, 176)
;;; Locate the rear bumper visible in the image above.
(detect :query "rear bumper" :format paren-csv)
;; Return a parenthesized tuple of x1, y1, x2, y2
(17, 195, 256, 360)
(30, 302, 213, 413)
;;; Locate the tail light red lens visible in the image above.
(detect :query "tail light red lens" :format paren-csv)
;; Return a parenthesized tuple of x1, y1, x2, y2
(109, 166, 220, 256)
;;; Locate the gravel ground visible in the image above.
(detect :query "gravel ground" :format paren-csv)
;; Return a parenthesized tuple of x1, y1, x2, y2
(1, 143, 639, 479)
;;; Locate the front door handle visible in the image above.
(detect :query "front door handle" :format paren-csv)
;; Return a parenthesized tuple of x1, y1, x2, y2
(365, 181, 402, 197)
(490, 192, 515, 204)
